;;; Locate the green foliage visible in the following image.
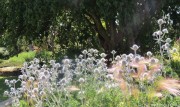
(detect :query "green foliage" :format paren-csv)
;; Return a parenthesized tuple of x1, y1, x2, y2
(0, 47, 9, 59)
(19, 100, 30, 107)
(171, 40, 180, 77)
(171, 61, 180, 77)
(0, 51, 36, 67)
(35, 50, 53, 62)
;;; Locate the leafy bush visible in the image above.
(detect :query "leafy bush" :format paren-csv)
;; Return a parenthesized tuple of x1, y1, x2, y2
(0, 47, 9, 59)
(35, 50, 53, 62)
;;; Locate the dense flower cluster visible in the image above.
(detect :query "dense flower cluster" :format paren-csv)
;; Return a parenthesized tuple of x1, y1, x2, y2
(4, 49, 118, 106)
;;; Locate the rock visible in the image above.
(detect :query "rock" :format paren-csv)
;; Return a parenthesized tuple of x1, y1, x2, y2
(0, 67, 20, 72)
(0, 67, 21, 76)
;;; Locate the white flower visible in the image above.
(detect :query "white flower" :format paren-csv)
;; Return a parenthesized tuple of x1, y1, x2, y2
(162, 28, 168, 33)
(10, 88, 15, 92)
(172, 48, 177, 53)
(134, 56, 140, 63)
(54, 63, 60, 68)
(152, 32, 158, 36)
(22, 75, 27, 80)
(21, 81, 26, 86)
(40, 91, 45, 95)
(18, 75, 23, 79)
(94, 68, 101, 74)
(165, 38, 172, 43)
(29, 77, 35, 81)
(4, 91, 9, 96)
(5, 79, 9, 84)
(157, 19, 165, 25)
(161, 45, 166, 50)
(121, 60, 127, 66)
(82, 50, 88, 55)
(128, 53, 134, 58)
(156, 30, 163, 36)
(126, 56, 131, 62)
(33, 88, 39, 93)
(93, 49, 99, 53)
(131, 44, 139, 51)
(111, 50, 116, 55)
(150, 58, 158, 64)
(88, 48, 94, 53)
(11, 79, 17, 84)
(106, 74, 114, 79)
(49, 60, 55, 65)
(115, 55, 121, 61)
(100, 58, 106, 63)
(100, 53, 106, 58)
(165, 43, 170, 48)
(63, 59, 70, 64)
(34, 58, 40, 63)
(146, 51, 152, 57)
(79, 54, 83, 58)
(121, 54, 127, 59)
(78, 78, 85, 83)
(42, 64, 47, 68)
(44, 70, 50, 76)
(23, 62, 28, 68)
(40, 74, 46, 80)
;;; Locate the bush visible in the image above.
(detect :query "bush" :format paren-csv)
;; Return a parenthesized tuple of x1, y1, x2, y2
(35, 50, 53, 62)
(0, 47, 9, 59)
(171, 40, 180, 77)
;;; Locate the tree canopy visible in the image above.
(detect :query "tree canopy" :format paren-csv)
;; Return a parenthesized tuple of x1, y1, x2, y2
(0, 0, 179, 56)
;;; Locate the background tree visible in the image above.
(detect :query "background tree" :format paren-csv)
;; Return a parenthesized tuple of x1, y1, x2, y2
(0, 0, 179, 58)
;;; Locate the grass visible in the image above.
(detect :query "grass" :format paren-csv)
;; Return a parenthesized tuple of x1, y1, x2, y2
(0, 51, 36, 68)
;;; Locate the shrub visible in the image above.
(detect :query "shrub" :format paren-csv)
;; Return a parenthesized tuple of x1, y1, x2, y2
(0, 47, 9, 59)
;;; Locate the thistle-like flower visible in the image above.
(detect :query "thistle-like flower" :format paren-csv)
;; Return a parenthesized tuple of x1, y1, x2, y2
(100, 53, 106, 58)
(131, 44, 140, 56)
(156, 30, 163, 36)
(111, 50, 116, 55)
(165, 38, 172, 43)
(157, 19, 165, 25)
(82, 50, 88, 55)
(79, 78, 85, 83)
(131, 44, 139, 51)
(147, 51, 153, 57)
(162, 28, 168, 34)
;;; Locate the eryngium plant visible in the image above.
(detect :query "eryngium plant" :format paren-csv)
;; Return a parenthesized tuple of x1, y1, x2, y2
(108, 14, 179, 97)
(4, 49, 119, 107)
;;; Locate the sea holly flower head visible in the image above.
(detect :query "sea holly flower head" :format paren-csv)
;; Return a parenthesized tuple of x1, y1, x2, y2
(156, 30, 163, 36)
(162, 28, 168, 34)
(165, 38, 172, 43)
(111, 50, 116, 55)
(147, 51, 153, 57)
(157, 19, 165, 25)
(100, 53, 106, 58)
(131, 44, 140, 51)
